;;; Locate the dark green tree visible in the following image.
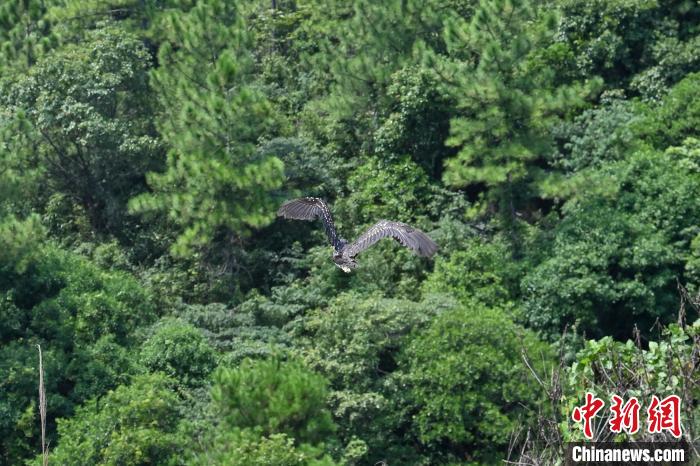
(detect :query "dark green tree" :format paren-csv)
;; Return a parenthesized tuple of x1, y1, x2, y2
(0, 0, 57, 70)
(434, 0, 597, 233)
(2, 26, 161, 235)
(212, 358, 336, 445)
(523, 141, 700, 339)
(402, 304, 550, 462)
(556, 0, 700, 97)
(130, 0, 284, 257)
(0, 215, 156, 463)
(294, 292, 457, 464)
(41, 374, 186, 466)
(195, 358, 340, 464)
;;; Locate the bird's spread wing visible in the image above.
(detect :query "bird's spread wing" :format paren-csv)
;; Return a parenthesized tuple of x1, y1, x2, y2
(277, 197, 341, 250)
(345, 220, 438, 258)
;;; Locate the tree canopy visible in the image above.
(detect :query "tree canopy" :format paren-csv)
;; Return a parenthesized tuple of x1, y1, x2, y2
(1, 0, 699, 464)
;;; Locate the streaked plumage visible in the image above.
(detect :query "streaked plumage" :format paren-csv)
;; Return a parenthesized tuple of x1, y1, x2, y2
(277, 197, 438, 272)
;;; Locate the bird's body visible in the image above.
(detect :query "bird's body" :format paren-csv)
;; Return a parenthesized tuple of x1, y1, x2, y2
(277, 197, 438, 272)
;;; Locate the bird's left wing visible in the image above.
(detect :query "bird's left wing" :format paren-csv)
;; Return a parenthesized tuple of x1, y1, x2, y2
(277, 197, 341, 250)
(344, 220, 438, 258)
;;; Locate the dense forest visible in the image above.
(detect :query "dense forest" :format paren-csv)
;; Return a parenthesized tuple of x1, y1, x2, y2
(1, 0, 700, 464)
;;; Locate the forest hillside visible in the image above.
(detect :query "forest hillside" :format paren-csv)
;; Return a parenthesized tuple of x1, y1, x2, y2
(1, 0, 699, 464)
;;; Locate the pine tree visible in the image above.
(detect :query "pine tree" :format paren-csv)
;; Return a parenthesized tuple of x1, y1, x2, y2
(129, 0, 285, 257)
(300, 0, 470, 155)
(433, 0, 598, 227)
(0, 0, 57, 70)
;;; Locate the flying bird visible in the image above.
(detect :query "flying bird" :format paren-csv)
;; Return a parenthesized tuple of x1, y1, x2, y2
(277, 197, 438, 272)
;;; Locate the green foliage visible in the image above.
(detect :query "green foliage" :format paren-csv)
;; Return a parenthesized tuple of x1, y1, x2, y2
(438, 0, 596, 210)
(0, 342, 70, 463)
(0, 0, 57, 70)
(3, 26, 161, 234)
(374, 66, 455, 178)
(523, 143, 700, 339)
(0, 100, 44, 217)
(212, 358, 336, 445)
(549, 96, 641, 174)
(191, 430, 339, 466)
(139, 318, 217, 388)
(294, 292, 457, 464)
(638, 73, 700, 149)
(557, 0, 700, 96)
(0, 214, 46, 279)
(339, 157, 434, 228)
(174, 301, 292, 363)
(302, 0, 465, 123)
(44, 374, 186, 466)
(296, 293, 447, 390)
(0, 215, 155, 462)
(330, 158, 447, 298)
(129, 0, 284, 256)
(0, 222, 157, 347)
(402, 304, 551, 462)
(67, 335, 136, 403)
(562, 321, 700, 442)
(422, 235, 518, 308)
(2, 1, 700, 464)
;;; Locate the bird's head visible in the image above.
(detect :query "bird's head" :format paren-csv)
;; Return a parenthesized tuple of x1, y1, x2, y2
(332, 247, 357, 273)
(336, 260, 357, 273)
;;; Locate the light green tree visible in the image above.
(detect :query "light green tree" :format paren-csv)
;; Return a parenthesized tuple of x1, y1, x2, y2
(402, 304, 551, 462)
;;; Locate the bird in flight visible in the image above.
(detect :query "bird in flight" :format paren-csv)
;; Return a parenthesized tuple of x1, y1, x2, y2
(277, 197, 438, 272)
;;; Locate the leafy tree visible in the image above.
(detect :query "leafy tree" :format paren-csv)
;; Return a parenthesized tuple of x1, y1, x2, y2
(523, 142, 700, 339)
(67, 334, 136, 403)
(422, 235, 518, 308)
(2, 27, 161, 235)
(191, 430, 339, 466)
(540, 94, 642, 200)
(294, 292, 457, 464)
(42, 374, 187, 466)
(139, 318, 217, 388)
(373, 66, 456, 178)
(129, 0, 284, 257)
(402, 304, 551, 462)
(297, 0, 470, 162)
(0, 215, 156, 463)
(637, 72, 700, 150)
(174, 302, 292, 363)
(212, 358, 336, 445)
(0, 341, 70, 463)
(556, 0, 700, 97)
(193, 358, 340, 466)
(338, 157, 434, 228)
(549, 96, 641, 174)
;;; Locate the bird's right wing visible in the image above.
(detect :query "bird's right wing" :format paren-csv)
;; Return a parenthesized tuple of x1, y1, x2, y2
(344, 220, 438, 258)
(277, 197, 341, 250)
